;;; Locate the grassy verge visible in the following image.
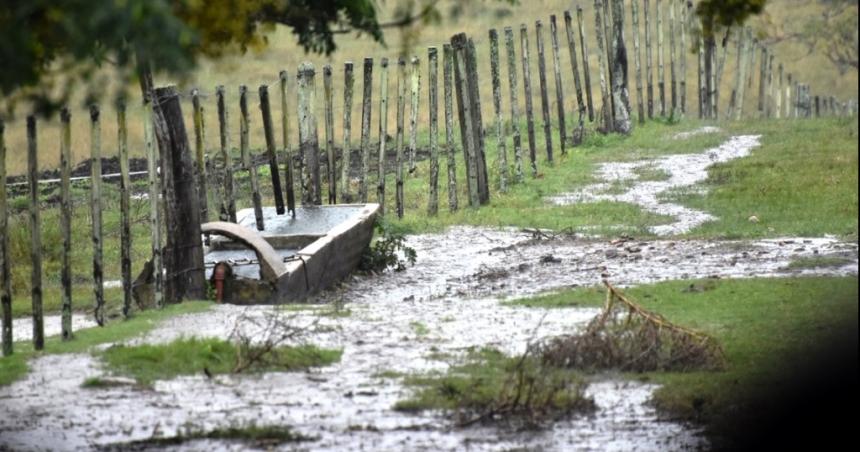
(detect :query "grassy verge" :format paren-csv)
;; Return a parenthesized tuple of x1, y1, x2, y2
(100, 338, 342, 384)
(506, 276, 858, 447)
(103, 423, 312, 449)
(0, 301, 212, 386)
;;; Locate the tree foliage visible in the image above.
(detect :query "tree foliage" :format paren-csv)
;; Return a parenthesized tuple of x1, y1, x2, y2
(695, 0, 768, 37)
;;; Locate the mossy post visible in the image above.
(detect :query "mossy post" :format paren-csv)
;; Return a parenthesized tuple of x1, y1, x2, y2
(631, 0, 645, 124)
(279, 70, 293, 208)
(215, 86, 236, 222)
(143, 99, 163, 309)
(0, 118, 11, 355)
(467, 37, 490, 203)
(427, 48, 440, 214)
(656, 0, 665, 116)
(489, 29, 508, 191)
(359, 58, 373, 203)
(60, 108, 73, 337)
(442, 45, 459, 212)
(341, 63, 355, 203)
(680, 0, 689, 115)
(550, 15, 567, 156)
(323, 65, 337, 204)
(88, 107, 104, 326)
(239, 86, 264, 230)
(593, 0, 612, 132)
(451, 33, 489, 206)
(644, 0, 654, 118)
(117, 101, 132, 319)
(409, 56, 421, 174)
(563, 12, 586, 126)
(573, 13, 594, 124)
(191, 89, 209, 222)
(27, 116, 44, 347)
(504, 27, 524, 183)
(395, 57, 407, 218)
(297, 63, 322, 206)
(259, 85, 287, 215)
(151, 86, 205, 303)
(669, 0, 677, 116)
(520, 24, 538, 177)
(376, 58, 389, 214)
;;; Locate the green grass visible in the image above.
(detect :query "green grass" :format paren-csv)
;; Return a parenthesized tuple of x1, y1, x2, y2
(409, 321, 430, 336)
(669, 117, 859, 239)
(782, 256, 854, 270)
(110, 423, 312, 448)
(507, 276, 858, 446)
(101, 338, 342, 384)
(0, 301, 212, 386)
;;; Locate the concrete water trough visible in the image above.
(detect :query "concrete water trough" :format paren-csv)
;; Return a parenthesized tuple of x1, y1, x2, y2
(202, 204, 379, 304)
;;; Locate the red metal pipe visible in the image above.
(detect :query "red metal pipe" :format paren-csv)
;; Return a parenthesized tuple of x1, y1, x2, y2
(213, 262, 228, 303)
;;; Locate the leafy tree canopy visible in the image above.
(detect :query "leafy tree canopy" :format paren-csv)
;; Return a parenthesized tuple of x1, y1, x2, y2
(695, 0, 768, 37)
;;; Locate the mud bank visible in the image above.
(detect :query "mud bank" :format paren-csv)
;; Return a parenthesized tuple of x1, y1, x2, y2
(2, 225, 857, 450)
(549, 134, 761, 235)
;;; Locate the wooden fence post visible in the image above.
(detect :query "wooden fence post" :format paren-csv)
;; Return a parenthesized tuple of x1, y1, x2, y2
(697, 36, 705, 118)
(409, 56, 421, 174)
(0, 118, 11, 355)
(117, 102, 132, 318)
(27, 116, 44, 347)
(680, 0, 689, 115)
(442, 45, 459, 212)
(766, 53, 774, 118)
(631, 0, 646, 124)
(428, 48, 441, 214)
(215, 86, 237, 222)
(520, 24, 538, 177)
(452, 33, 488, 206)
(323, 65, 337, 204)
(297, 62, 322, 206)
(644, 0, 654, 118)
(775, 63, 783, 119)
(577, 7, 596, 122)
(504, 27, 525, 182)
(279, 70, 294, 208)
(490, 29, 508, 191)
(259, 85, 287, 215)
(549, 15, 567, 156)
(359, 58, 373, 203)
(88, 107, 104, 326)
(239, 86, 264, 230)
(593, 0, 612, 131)
(731, 28, 748, 120)
(341, 63, 355, 202)
(191, 90, 209, 222)
(656, 0, 665, 116)
(143, 98, 163, 309)
(376, 58, 389, 214)
(669, 0, 677, 115)
(60, 108, 73, 337)
(609, 0, 632, 134)
(758, 47, 767, 117)
(564, 11, 587, 126)
(395, 57, 407, 218)
(784, 74, 792, 119)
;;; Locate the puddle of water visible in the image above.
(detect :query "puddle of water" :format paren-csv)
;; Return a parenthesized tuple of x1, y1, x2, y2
(2, 226, 856, 450)
(549, 135, 761, 235)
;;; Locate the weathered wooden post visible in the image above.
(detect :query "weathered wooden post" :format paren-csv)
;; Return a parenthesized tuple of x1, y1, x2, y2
(775, 63, 783, 119)
(609, 0, 632, 134)
(644, 0, 654, 118)
(341, 63, 355, 202)
(395, 57, 407, 218)
(758, 47, 767, 117)
(594, 0, 612, 132)
(27, 116, 44, 347)
(376, 58, 390, 214)
(191, 90, 209, 221)
(442, 45, 459, 211)
(451, 33, 489, 206)
(324, 65, 337, 204)
(746, 39, 758, 90)
(708, 36, 718, 118)
(520, 24, 538, 177)
(279, 70, 294, 208)
(239, 86, 264, 230)
(765, 53, 774, 118)
(669, 0, 677, 115)
(489, 29, 508, 191)
(0, 118, 11, 355)
(564, 11, 587, 126)
(680, 0, 689, 114)
(409, 57, 421, 174)
(117, 102, 132, 318)
(427, 48, 441, 214)
(577, 7, 596, 122)
(731, 28, 749, 120)
(505, 28, 525, 182)
(697, 36, 705, 118)
(359, 58, 373, 202)
(151, 86, 206, 303)
(297, 63, 322, 206)
(215, 86, 237, 222)
(60, 108, 73, 336)
(631, 1, 646, 124)
(550, 15, 567, 156)
(259, 85, 287, 215)
(714, 31, 729, 117)
(89, 107, 104, 325)
(656, 0, 666, 116)
(143, 98, 163, 309)
(537, 19, 555, 162)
